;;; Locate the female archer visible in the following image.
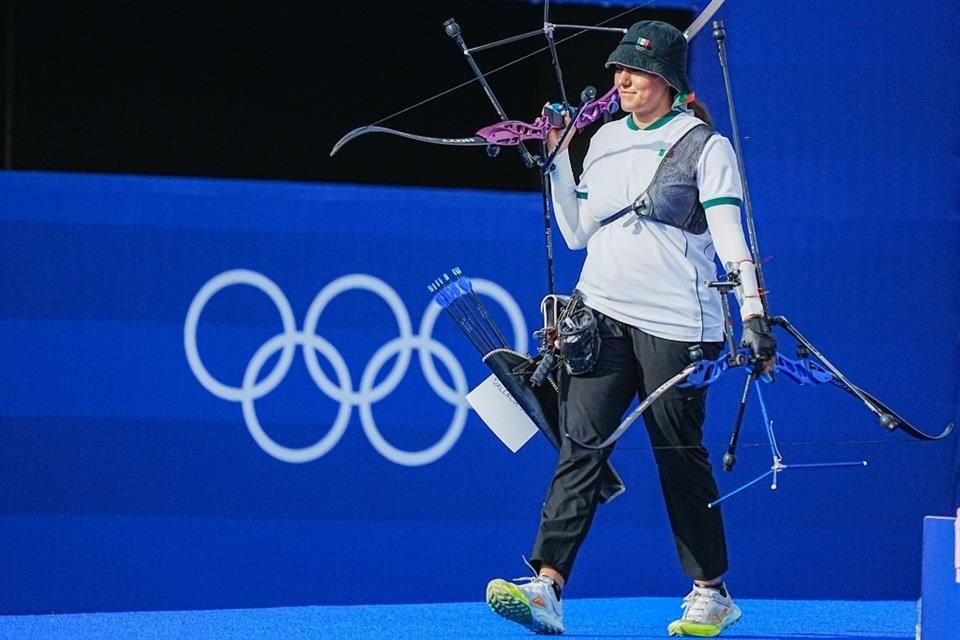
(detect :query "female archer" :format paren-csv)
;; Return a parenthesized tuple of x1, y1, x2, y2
(485, 20, 775, 638)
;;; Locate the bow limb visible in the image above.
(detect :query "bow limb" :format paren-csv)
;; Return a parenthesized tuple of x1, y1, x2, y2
(567, 362, 700, 450)
(329, 125, 489, 156)
(753, 351, 953, 441)
(828, 376, 954, 441)
(683, 0, 727, 40)
(772, 316, 954, 441)
(784, 356, 953, 440)
(331, 119, 556, 156)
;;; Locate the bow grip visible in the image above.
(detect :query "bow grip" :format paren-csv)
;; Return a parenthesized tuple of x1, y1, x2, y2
(543, 103, 568, 128)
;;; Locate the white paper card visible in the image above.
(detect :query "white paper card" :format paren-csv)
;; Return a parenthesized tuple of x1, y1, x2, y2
(466, 374, 539, 452)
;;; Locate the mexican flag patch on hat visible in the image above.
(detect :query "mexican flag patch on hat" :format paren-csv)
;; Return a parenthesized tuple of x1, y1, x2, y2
(606, 21, 692, 95)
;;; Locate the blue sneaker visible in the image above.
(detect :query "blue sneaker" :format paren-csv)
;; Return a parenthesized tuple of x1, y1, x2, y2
(667, 584, 741, 637)
(486, 574, 564, 635)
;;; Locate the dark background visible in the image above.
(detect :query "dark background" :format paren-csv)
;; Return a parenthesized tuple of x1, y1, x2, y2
(0, 0, 692, 191)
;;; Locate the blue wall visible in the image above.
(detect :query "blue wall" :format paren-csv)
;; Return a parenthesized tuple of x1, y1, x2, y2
(1, 0, 959, 614)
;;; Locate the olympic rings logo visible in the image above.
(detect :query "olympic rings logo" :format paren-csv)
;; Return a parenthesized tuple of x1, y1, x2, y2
(184, 269, 527, 466)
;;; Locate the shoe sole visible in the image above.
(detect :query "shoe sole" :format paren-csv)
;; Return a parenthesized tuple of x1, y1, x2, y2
(667, 606, 741, 637)
(485, 579, 563, 635)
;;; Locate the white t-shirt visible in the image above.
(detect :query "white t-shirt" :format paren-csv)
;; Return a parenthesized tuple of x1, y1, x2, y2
(550, 109, 747, 342)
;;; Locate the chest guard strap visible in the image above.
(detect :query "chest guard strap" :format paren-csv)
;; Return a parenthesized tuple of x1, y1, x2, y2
(598, 123, 715, 235)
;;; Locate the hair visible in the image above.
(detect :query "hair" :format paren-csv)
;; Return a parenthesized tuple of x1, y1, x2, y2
(668, 87, 714, 129)
(690, 100, 714, 129)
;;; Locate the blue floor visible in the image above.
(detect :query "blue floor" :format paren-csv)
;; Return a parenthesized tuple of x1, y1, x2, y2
(0, 598, 917, 639)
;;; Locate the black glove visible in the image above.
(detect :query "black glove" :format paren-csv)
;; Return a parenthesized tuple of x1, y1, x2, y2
(741, 316, 777, 372)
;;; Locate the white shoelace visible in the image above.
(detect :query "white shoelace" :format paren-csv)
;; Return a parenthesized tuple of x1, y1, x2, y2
(682, 587, 727, 622)
(513, 556, 555, 586)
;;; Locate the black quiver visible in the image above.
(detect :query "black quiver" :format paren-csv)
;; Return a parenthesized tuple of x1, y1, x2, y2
(482, 348, 625, 504)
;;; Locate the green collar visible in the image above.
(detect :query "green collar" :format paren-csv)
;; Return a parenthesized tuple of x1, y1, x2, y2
(625, 109, 680, 131)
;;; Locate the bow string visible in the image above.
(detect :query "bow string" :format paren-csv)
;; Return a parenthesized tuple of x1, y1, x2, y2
(329, 0, 667, 158)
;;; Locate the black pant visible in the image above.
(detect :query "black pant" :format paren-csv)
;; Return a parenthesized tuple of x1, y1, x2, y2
(530, 313, 727, 582)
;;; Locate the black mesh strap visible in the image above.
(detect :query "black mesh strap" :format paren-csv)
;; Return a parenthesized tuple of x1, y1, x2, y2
(597, 123, 713, 231)
(598, 199, 640, 228)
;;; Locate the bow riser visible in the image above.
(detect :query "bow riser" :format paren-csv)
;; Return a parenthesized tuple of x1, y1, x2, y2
(330, 126, 489, 157)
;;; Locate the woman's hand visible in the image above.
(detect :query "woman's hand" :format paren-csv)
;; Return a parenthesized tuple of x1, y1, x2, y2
(544, 104, 575, 156)
(740, 316, 777, 375)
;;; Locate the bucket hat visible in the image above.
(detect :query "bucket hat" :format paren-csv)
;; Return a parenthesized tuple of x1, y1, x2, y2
(605, 20, 691, 95)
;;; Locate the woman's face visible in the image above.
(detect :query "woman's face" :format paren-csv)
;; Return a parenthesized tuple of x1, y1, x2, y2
(613, 66, 672, 119)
